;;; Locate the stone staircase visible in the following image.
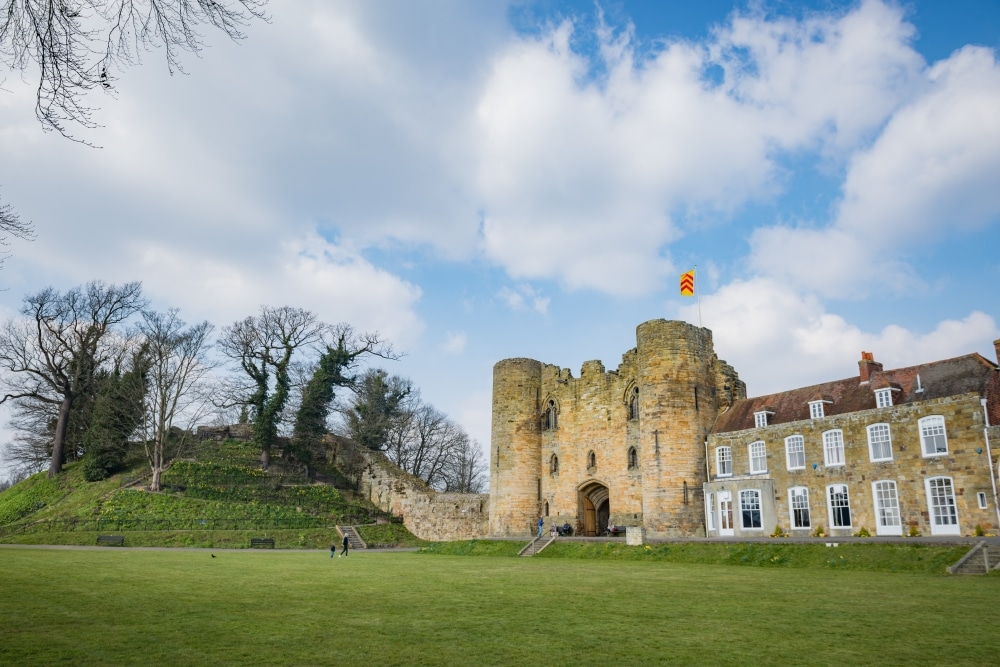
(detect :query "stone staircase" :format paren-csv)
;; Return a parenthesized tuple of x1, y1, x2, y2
(518, 535, 555, 557)
(338, 525, 367, 550)
(947, 542, 1000, 574)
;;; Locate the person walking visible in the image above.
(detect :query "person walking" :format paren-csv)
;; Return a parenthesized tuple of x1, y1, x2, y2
(537, 516, 544, 538)
(330, 542, 337, 558)
(340, 533, 350, 558)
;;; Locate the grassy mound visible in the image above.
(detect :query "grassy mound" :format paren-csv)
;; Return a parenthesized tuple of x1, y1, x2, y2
(0, 440, 423, 548)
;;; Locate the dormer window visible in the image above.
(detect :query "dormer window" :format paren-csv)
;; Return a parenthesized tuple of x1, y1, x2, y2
(875, 388, 892, 408)
(754, 411, 773, 428)
(809, 400, 827, 419)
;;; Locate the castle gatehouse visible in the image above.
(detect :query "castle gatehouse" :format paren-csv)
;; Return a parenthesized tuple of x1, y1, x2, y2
(488, 319, 745, 538)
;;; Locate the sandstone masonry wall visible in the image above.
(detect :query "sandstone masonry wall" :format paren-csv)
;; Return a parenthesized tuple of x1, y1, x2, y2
(491, 319, 744, 539)
(334, 438, 489, 542)
(705, 393, 999, 537)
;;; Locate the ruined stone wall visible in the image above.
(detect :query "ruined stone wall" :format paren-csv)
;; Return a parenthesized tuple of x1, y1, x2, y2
(706, 393, 999, 537)
(335, 438, 489, 542)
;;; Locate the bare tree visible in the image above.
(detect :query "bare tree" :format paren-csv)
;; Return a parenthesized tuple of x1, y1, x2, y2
(442, 439, 486, 494)
(344, 371, 486, 492)
(0, 192, 34, 265)
(0, 0, 268, 139)
(137, 309, 214, 491)
(0, 280, 145, 476)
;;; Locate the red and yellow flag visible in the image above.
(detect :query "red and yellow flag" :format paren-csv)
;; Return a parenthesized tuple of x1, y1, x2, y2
(680, 269, 695, 297)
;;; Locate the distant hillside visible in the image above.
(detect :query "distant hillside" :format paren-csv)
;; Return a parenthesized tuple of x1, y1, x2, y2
(0, 439, 424, 549)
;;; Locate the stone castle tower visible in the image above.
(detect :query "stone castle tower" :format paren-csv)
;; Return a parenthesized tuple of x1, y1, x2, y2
(489, 319, 745, 538)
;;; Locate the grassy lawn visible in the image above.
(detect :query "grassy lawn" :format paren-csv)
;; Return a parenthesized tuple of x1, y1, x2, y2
(2, 548, 998, 666)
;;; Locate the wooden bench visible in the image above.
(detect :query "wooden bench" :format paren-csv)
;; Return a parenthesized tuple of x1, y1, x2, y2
(96, 535, 125, 546)
(250, 537, 275, 549)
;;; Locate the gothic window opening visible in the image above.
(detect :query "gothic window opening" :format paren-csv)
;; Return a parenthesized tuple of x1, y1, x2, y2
(627, 446, 638, 470)
(544, 501, 549, 517)
(588, 451, 597, 469)
(543, 400, 558, 430)
(550, 454, 559, 475)
(683, 480, 689, 505)
(628, 386, 640, 420)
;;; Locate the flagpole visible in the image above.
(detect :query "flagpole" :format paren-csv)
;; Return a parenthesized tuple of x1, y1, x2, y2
(696, 265, 702, 327)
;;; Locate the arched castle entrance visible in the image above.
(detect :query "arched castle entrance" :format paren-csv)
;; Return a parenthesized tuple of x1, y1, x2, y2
(578, 481, 610, 537)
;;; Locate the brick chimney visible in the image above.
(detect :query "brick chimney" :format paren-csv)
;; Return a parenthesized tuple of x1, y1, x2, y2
(859, 351, 883, 383)
(994, 338, 1000, 365)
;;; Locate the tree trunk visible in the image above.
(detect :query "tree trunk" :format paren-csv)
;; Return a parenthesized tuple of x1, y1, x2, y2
(48, 394, 73, 477)
(150, 466, 161, 492)
(260, 445, 270, 471)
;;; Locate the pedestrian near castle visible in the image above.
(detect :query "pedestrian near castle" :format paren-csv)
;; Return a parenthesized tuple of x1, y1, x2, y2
(537, 516, 544, 538)
(330, 542, 337, 558)
(340, 533, 350, 557)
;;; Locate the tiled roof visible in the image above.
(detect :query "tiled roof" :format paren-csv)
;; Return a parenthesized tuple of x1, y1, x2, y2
(713, 353, 998, 434)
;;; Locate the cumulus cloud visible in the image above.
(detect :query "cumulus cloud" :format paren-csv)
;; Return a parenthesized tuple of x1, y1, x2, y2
(681, 278, 999, 396)
(750, 45, 1000, 297)
(475, 0, 928, 294)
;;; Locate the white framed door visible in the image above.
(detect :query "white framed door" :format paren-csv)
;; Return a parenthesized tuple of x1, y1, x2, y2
(872, 481, 902, 536)
(718, 491, 734, 536)
(926, 477, 960, 536)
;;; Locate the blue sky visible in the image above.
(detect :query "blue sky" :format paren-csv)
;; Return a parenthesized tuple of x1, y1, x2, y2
(1, 0, 999, 466)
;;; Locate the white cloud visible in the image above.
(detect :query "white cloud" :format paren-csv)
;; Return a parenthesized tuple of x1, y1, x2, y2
(475, 1, 926, 294)
(681, 278, 999, 396)
(750, 45, 1000, 297)
(497, 284, 550, 314)
(441, 331, 467, 355)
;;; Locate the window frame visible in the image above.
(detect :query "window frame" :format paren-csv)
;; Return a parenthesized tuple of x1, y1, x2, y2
(867, 423, 893, 462)
(919, 415, 948, 457)
(706, 492, 716, 531)
(874, 388, 892, 408)
(978, 492, 988, 510)
(739, 489, 762, 530)
(823, 429, 845, 467)
(785, 435, 805, 471)
(627, 446, 638, 470)
(872, 480, 901, 535)
(925, 476, 959, 535)
(754, 411, 769, 428)
(748, 440, 767, 474)
(827, 484, 852, 529)
(789, 486, 811, 529)
(715, 446, 732, 478)
(809, 400, 825, 419)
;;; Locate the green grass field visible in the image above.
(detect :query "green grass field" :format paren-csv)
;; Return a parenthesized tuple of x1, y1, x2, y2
(2, 547, 998, 666)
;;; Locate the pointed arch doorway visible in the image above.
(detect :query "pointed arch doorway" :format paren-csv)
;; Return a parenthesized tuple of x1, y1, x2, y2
(578, 481, 610, 537)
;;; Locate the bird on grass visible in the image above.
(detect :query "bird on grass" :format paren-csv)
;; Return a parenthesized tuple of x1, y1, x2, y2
(211, 554, 216, 558)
